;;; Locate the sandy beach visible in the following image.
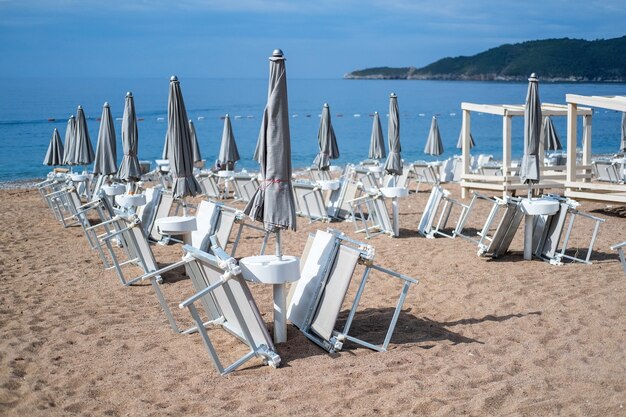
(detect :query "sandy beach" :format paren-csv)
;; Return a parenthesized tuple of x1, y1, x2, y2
(1, 183, 625, 416)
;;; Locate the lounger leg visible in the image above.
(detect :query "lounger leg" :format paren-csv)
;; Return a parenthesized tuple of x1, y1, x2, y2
(150, 279, 181, 333)
(187, 304, 224, 374)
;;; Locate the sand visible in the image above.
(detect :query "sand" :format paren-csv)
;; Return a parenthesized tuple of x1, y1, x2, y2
(0, 184, 625, 416)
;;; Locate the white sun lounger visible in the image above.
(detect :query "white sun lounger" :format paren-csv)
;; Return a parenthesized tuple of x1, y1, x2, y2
(197, 172, 223, 199)
(327, 179, 360, 220)
(410, 162, 439, 193)
(287, 229, 418, 353)
(476, 196, 524, 258)
(231, 173, 259, 203)
(592, 160, 621, 183)
(158, 245, 280, 375)
(293, 181, 331, 223)
(532, 196, 605, 265)
(418, 185, 474, 238)
(348, 192, 394, 238)
(308, 167, 332, 182)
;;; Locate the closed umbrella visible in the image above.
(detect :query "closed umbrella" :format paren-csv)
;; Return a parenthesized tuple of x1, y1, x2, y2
(245, 49, 297, 234)
(312, 103, 339, 170)
(619, 113, 626, 152)
(188, 119, 202, 164)
(456, 130, 475, 149)
(73, 105, 95, 168)
(118, 92, 142, 182)
(44, 128, 64, 166)
(165, 75, 202, 199)
(383, 93, 402, 175)
(62, 115, 76, 166)
(368, 111, 386, 160)
(520, 73, 542, 195)
(93, 102, 118, 175)
(244, 48, 297, 345)
(217, 114, 240, 170)
(424, 116, 444, 157)
(541, 116, 562, 151)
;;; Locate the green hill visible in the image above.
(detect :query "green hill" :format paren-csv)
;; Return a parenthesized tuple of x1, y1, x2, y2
(345, 37, 626, 82)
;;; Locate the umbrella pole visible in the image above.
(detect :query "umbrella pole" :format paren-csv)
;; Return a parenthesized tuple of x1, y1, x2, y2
(273, 228, 288, 343)
(275, 229, 282, 260)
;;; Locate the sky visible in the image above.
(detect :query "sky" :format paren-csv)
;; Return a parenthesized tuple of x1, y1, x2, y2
(1, 0, 625, 79)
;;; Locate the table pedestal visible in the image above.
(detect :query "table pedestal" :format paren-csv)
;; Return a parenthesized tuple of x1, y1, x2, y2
(239, 255, 300, 344)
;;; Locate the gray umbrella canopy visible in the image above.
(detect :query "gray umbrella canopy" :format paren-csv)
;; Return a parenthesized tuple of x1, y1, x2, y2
(73, 106, 95, 167)
(188, 119, 202, 164)
(456, 130, 475, 149)
(368, 111, 386, 159)
(424, 116, 444, 156)
(217, 114, 240, 169)
(245, 49, 297, 232)
(520, 73, 542, 185)
(165, 76, 202, 199)
(383, 93, 402, 175)
(44, 128, 64, 166)
(93, 102, 118, 175)
(542, 116, 562, 151)
(118, 92, 142, 181)
(62, 115, 76, 165)
(313, 103, 339, 170)
(619, 113, 626, 152)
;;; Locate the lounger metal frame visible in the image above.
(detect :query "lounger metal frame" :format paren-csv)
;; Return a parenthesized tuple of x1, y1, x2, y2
(418, 185, 474, 239)
(611, 241, 626, 274)
(348, 192, 394, 238)
(293, 182, 331, 223)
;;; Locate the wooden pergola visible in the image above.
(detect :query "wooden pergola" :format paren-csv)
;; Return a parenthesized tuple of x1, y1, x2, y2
(459, 102, 593, 198)
(565, 94, 626, 203)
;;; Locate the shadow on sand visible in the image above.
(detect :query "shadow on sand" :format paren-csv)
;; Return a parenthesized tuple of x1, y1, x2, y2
(277, 308, 542, 365)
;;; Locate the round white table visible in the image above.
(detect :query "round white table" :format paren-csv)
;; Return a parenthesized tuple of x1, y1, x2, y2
(520, 198, 560, 260)
(380, 186, 409, 237)
(155, 216, 197, 244)
(116, 194, 147, 215)
(239, 255, 300, 344)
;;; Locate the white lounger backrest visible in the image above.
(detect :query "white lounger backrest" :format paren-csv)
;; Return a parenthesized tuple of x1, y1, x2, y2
(191, 200, 219, 250)
(233, 175, 259, 202)
(287, 230, 337, 329)
(310, 245, 360, 340)
(418, 185, 445, 236)
(198, 253, 273, 349)
(199, 175, 221, 199)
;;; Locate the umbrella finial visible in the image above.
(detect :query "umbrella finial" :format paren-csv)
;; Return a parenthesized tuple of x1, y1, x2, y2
(390, 92, 397, 98)
(529, 73, 538, 82)
(126, 91, 133, 97)
(272, 49, 283, 57)
(77, 105, 83, 110)
(103, 102, 109, 107)
(374, 111, 378, 114)
(225, 113, 229, 118)
(170, 75, 178, 82)
(323, 103, 329, 108)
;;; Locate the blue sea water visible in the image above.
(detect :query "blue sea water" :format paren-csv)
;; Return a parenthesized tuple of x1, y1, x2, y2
(1, 77, 626, 182)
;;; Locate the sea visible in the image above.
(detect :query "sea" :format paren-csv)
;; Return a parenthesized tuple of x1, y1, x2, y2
(2, 77, 626, 184)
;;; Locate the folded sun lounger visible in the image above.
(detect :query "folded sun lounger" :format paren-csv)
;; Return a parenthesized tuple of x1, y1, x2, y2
(287, 229, 418, 353)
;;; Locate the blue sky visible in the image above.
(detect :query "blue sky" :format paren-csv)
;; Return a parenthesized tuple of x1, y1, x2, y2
(1, 0, 625, 79)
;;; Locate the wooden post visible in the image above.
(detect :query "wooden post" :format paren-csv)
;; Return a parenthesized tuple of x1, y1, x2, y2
(582, 114, 592, 183)
(566, 103, 577, 187)
(461, 109, 471, 199)
(502, 114, 512, 198)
